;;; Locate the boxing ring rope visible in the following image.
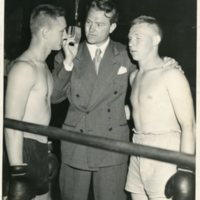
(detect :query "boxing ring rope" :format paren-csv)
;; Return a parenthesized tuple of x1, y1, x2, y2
(4, 118, 195, 170)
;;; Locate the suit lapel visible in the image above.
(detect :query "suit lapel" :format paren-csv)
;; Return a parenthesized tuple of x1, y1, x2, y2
(74, 42, 97, 97)
(88, 41, 120, 110)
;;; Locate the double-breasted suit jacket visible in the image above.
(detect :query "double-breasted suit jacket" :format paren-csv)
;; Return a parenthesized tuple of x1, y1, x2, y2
(52, 40, 136, 170)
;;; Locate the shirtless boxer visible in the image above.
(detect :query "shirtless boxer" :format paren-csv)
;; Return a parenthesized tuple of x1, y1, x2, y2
(125, 16, 195, 200)
(5, 4, 68, 200)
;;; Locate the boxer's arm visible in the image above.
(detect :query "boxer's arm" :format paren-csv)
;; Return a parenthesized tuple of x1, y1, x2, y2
(5, 62, 36, 166)
(164, 68, 195, 155)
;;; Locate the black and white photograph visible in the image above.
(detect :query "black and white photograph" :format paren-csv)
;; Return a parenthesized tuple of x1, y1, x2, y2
(1, 0, 198, 199)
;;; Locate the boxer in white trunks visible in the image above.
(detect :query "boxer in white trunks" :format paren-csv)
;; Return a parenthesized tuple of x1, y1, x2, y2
(125, 15, 195, 200)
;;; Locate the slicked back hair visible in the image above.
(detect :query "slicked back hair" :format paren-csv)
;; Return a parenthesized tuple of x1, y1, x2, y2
(89, 0, 118, 24)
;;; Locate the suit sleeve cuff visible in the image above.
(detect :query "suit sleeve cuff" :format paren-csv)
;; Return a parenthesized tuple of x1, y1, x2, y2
(63, 60, 74, 71)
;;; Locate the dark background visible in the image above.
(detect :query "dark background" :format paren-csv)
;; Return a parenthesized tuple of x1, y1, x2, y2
(3, 0, 197, 199)
(4, 0, 196, 97)
(4, 0, 197, 120)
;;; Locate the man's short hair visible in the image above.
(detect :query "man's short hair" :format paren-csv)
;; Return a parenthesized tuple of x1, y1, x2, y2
(131, 15, 163, 40)
(89, 0, 118, 24)
(30, 4, 66, 34)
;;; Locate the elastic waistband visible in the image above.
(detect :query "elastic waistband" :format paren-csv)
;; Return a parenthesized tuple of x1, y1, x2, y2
(132, 128, 181, 135)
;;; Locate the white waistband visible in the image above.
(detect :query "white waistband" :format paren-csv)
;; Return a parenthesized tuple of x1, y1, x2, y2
(132, 128, 181, 135)
(24, 132, 48, 143)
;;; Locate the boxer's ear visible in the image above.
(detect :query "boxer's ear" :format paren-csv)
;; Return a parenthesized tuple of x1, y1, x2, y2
(41, 26, 49, 39)
(153, 35, 161, 46)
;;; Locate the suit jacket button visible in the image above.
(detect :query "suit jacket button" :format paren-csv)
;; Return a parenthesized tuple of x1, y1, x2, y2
(109, 128, 112, 131)
(114, 91, 118, 95)
(107, 109, 111, 112)
(76, 94, 80, 97)
(86, 111, 90, 114)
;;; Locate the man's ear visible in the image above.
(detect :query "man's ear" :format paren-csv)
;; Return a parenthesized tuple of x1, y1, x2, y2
(153, 35, 161, 46)
(109, 23, 117, 34)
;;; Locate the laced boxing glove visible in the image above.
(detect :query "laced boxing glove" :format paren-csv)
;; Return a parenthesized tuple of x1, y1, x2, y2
(48, 152, 59, 181)
(7, 165, 36, 200)
(165, 168, 195, 200)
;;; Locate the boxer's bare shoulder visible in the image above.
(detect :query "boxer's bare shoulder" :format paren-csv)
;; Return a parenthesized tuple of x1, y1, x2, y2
(8, 59, 37, 82)
(129, 69, 139, 85)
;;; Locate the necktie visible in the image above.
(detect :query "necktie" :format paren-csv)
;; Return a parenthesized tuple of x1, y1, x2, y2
(93, 48, 102, 74)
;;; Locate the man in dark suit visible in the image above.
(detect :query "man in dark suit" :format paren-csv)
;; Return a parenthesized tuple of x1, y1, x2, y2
(52, 0, 135, 199)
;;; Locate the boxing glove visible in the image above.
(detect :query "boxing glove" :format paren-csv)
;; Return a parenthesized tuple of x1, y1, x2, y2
(48, 152, 59, 181)
(165, 169, 195, 200)
(7, 165, 35, 200)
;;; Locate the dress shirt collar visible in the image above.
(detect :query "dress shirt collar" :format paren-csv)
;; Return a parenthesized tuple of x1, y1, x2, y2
(86, 38, 110, 60)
